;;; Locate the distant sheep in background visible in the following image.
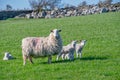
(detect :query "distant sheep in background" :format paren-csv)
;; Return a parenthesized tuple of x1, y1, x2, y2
(75, 40, 87, 58)
(22, 29, 62, 65)
(56, 40, 77, 61)
(3, 52, 13, 60)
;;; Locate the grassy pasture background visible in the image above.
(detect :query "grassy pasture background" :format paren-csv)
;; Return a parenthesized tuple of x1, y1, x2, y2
(0, 12, 120, 80)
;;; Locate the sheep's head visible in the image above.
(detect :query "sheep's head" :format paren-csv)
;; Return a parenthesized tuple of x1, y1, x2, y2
(51, 29, 61, 39)
(4, 52, 10, 57)
(80, 40, 87, 46)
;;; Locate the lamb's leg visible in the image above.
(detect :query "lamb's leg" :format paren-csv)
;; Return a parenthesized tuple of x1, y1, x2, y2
(56, 53, 62, 61)
(70, 54, 74, 60)
(80, 52, 82, 58)
(28, 56, 34, 64)
(68, 53, 71, 60)
(66, 54, 69, 59)
(64, 54, 67, 59)
(71, 53, 74, 60)
(76, 52, 79, 58)
(48, 55, 52, 64)
(56, 55, 59, 61)
(23, 55, 28, 65)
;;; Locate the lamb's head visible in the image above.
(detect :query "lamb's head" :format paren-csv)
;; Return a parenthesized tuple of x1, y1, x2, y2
(50, 29, 61, 39)
(4, 52, 10, 58)
(80, 40, 87, 46)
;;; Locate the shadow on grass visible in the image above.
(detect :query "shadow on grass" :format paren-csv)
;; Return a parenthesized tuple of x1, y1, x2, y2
(77, 56, 108, 61)
(7, 57, 17, 60)
(40, 56, 107, 64)
(40, 59, 74, 64)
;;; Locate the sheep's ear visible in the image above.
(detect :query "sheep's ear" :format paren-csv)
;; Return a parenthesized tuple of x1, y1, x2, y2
(76, 40, 78, 42)
(51, 30, 53, 32)
(79, 40, 82, 42)
(70, 40, 73, 42)
(59, 30, 61, 32)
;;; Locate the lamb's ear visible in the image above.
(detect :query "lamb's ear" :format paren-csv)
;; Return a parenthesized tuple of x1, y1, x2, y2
(51, 30, 53, 32)
(58, 30, 61, 32)
(76, 40, 78, 42)
(70, 40, 73, 42)
(79, 40, 82, 42)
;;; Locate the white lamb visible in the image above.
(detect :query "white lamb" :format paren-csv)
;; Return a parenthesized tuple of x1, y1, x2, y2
(56, 40, 77, 60)
(22, 29, 62, 65)
(75, 40, 87, 58)
(3, 52, 13, 60)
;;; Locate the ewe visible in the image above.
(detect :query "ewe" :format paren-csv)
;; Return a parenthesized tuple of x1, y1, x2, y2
(22, 29, 62, 65)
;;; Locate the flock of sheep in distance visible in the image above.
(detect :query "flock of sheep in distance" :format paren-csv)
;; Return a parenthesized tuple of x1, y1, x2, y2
(3, 29, 87, 65)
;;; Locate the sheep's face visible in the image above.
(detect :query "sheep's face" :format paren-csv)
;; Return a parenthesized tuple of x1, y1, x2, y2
(51, 29, 61, 39)
(5, 52, 10, 57)
(80, 40, 87, 46)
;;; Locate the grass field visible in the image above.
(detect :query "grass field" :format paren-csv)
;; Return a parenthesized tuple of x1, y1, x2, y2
(0, 12, 120, 80)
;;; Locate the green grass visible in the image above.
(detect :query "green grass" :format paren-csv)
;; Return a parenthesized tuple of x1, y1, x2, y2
(0, 12, 120, 80)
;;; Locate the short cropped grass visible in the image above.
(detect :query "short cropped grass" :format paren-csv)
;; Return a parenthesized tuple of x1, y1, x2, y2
(0, 12, 120, 80)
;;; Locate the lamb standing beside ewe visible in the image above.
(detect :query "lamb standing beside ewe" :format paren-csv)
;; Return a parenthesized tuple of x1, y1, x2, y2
(75, 40, 87, 58)
(56, 40, 77, 60)
(22, 29, 62, 65)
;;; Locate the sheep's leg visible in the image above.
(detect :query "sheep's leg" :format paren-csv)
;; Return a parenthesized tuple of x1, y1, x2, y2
(68, 53, 71, 60)
(48, 55, 52, 64)
(65, 54, 69, 59)
(63, 54, 67, 60)
(76, 52, 79, 58)
(70, 54, 73, 60)
(61, 54, 64, 60)
(80, 52, 82, 58)
(28, 56, 34, 64)
(56, 55, 59, 61)
(71, 53, 74, 60)
(23, 55, 28, 65)
(64, 54, 67, 59)
(56, 53, 62, 61)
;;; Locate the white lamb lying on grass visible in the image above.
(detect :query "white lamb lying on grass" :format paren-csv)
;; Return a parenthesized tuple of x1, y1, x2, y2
(3, 52, 13, 60)
(75, 40, 87, 58)
(56, 40, 77, 61)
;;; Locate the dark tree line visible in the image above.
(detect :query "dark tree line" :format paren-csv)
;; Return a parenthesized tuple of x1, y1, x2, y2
(0, 0, 116, 11)
(29, 0, 61, 12)
(98, 0, 113, 7)
(6, 4, 12, 10)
